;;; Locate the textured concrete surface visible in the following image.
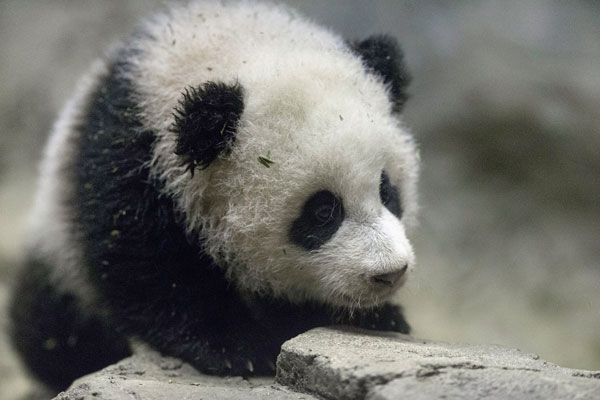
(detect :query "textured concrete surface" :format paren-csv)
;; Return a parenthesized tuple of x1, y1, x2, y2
(53, 348, 317, 400)
(276, 327, 600, 400)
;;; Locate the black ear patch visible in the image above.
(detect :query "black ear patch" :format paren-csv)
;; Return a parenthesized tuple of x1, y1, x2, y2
(350, 35, 411, 113)
(172, 81, 244, 174)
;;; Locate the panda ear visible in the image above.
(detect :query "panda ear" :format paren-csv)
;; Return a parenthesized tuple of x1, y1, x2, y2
(172, 81, 244, 174)
(350, 35, 411, 113)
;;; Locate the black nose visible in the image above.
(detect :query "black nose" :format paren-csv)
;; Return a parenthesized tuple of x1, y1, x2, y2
(370, 264, 408, 287)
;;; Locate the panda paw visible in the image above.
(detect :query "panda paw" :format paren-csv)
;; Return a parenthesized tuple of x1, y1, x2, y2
(225, 354, 277, 377)
(187, 343, 277, 377)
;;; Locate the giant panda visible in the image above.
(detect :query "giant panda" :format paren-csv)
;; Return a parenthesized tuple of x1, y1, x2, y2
(9, 1, 419, 392)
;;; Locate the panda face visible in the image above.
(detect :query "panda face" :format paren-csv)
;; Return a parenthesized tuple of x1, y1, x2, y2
(187, 85, 418, 308)
(285, 172, 415, 308)
(128, 2, 418, 308)
(280, 128, 416, 308)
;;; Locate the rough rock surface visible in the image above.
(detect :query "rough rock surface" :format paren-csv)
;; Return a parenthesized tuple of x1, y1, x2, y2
(55, 327, 600, 400)
(276, 327, 600, 400)
(53, 348, 317, 400)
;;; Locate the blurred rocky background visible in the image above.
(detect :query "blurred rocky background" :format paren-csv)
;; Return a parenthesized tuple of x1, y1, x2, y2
(0, 1, 598, 398)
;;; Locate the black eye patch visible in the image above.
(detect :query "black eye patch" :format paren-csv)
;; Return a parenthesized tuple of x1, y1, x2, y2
(380, 171, 402, 218)
(289, 190, 344, 251)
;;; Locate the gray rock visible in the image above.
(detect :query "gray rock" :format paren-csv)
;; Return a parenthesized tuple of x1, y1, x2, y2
(53, 328, 600, 399)
(53, 348, 317, 400)
(276, 327, 600, 400)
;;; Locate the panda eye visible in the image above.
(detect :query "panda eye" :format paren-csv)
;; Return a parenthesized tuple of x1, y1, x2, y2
(289, 190, 345, 250)
(314, 202, 336, 225)
(308, 191, 342, 226)
(380, 171, 403, 218)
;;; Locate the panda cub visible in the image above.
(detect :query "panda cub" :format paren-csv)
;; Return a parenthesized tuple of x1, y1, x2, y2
(10, 1, 419, 391)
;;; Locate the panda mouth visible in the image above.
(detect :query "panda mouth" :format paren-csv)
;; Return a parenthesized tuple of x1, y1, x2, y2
(335, 287, 397, 309)
(336, 293, 385, 309)
(333, 273, 407, 309)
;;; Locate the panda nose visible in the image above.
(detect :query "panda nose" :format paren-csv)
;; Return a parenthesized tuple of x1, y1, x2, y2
(370, 264, 408, 287)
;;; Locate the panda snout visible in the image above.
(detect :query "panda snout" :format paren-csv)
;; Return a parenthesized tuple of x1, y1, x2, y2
(369, 264, 408, 288)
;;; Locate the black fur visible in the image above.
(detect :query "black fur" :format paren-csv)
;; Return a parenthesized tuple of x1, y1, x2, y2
(12, 46, 410, 389)
(351, 35, 411, 113)
(172, 81, 244, 173)
(289, 190, 345, 250)
(9, 257, 131, 392)
(380, 171, 403, 218)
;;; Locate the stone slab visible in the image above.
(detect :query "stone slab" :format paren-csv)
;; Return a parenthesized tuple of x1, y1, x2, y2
(276, 326, 600, 400)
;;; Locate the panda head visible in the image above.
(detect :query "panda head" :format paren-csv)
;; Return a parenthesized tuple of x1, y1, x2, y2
(130, 2, 418, 309)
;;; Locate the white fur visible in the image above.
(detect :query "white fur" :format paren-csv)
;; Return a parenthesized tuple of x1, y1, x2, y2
(120, 1, 420, 307)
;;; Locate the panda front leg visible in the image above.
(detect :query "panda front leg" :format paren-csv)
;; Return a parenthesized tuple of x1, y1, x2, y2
(114, 295, 282, 376)
(88, 244, 284, 376)
(143, 310, 282, 376)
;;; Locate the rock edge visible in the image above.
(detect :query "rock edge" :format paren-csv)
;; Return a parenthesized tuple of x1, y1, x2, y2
(276, 326, 600, 400)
